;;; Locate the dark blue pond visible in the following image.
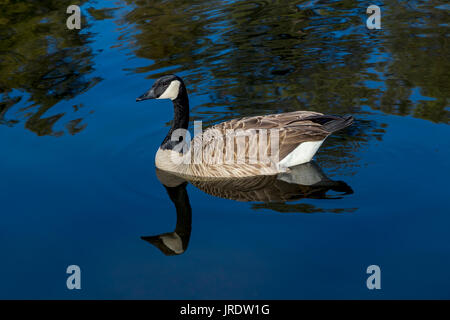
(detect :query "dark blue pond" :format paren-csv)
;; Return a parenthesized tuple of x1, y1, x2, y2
(0, 0, 449, 299)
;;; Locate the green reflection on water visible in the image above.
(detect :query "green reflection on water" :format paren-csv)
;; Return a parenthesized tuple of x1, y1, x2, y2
(0, 0, 448, 139)
(0, 0, 100, 136)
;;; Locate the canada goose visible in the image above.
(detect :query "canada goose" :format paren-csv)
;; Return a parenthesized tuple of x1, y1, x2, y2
(137, 75, 354, 178)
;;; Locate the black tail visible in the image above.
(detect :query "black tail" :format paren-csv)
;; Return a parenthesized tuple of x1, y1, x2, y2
(306, 114, 354, 133)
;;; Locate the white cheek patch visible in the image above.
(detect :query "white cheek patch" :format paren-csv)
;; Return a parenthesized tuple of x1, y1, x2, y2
(158, 80, 181, 100)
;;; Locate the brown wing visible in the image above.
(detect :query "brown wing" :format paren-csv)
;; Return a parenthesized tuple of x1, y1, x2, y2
(197, 111, 330, 164)
(211, 111, 325, 131)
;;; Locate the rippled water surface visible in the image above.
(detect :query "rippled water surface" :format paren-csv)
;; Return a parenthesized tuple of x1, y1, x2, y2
(0, 0, 449, 298)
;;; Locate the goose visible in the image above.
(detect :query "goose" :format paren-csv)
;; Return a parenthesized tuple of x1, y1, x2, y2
(136, 75, 354, 178)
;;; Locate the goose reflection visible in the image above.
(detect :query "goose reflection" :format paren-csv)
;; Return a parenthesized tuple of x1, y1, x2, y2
(142, 162, 352, 255)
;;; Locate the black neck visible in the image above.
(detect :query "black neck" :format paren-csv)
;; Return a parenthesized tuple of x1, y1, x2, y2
(161, 88, 189, 150)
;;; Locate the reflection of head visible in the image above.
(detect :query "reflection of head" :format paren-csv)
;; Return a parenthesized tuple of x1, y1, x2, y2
(142, 232, 186, 256)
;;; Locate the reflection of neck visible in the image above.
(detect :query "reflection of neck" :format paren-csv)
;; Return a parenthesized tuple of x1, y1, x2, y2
(166, 183, 192, 237)
(161, 89, 189, 150)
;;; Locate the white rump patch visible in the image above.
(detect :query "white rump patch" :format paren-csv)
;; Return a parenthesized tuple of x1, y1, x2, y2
(278, 140, 325, 169)
(158, 80, 181, 100)
(160, 233, 183, 254)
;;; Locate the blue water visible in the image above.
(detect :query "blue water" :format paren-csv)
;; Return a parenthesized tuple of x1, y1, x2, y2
(0, 0, 449, 299)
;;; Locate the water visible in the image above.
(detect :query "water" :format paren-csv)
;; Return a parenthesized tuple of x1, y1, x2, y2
(0, 0, 449, 299)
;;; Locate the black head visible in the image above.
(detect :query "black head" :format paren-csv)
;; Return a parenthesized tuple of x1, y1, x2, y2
(136, 74, 185, 102)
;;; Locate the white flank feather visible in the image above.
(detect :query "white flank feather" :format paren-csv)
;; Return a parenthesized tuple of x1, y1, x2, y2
(278, 140, 325, 169)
